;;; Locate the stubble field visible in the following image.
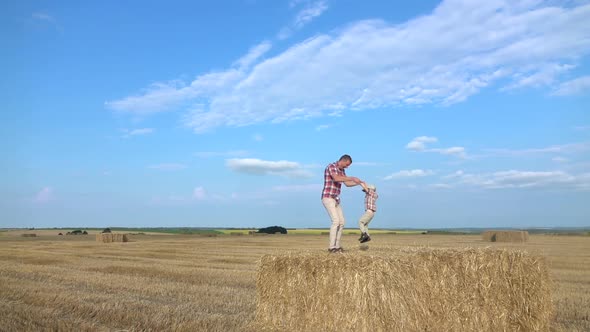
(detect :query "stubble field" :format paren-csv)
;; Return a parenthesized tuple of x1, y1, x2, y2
(0, 231, 588, 331)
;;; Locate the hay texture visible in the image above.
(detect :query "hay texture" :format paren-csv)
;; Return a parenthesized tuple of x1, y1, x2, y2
(96, 233, 128, 243)
(255, 248, 552, 332)
(482, 230, 529, 242)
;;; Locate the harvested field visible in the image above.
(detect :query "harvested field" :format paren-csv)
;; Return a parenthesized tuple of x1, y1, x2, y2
(0, 232, 588, 331)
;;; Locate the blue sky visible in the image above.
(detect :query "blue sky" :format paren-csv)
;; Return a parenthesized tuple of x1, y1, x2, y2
(2, 0, 589, 229)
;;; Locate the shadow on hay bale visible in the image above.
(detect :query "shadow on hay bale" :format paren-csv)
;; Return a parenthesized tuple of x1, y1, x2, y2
(482, 230, 529, 242)
(254, 248, 552, 332)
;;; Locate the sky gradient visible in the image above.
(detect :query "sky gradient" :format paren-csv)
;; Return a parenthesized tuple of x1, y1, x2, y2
(2, 0, 589, 229)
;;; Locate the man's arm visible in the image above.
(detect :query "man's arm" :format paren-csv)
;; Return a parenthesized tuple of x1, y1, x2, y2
(343, 180, 361, 187)
(330, 167, 362, 186)
(334, 175, 362, 187)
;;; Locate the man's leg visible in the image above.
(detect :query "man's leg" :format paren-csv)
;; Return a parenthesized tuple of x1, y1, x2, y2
(322, 198, 341, 250)
(334, 203, 345, 249)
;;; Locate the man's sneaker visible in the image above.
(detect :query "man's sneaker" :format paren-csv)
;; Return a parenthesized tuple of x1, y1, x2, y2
(336, 247, 345, 253)
(360, 236, 371, 243)
(328, 248, 336, 253)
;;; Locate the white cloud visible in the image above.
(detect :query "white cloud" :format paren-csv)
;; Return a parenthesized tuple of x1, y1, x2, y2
(315, 124, 332, 131)
(252, 133, 264, 141)
(193, 187, 206, 200)
(150, 186, 234, 205)
(31, 12, 62, 32)
(574, 125, 590, 131)
(279, 1, 329, 39)
(384, 169, 434, 180)
(226, 158, 313, 178)
(431, 183, 452, 189)
(443, 170, 464, 179)
(107, 1, 590, 133)
(407, 136, 467, 158)
(294, 1, 328, 28)
(406, 136, 438, 151)
(552, 157, 569, 163)
(486, 142, 590, 156)
(148, 163, 187, 171)
(34, 187, 53, 203)
(234, 41, 272, 69)
(32, 12, 56, 23)
(453, 170, 590, 190)
(430, 146, 467, 158)
(552, 75, 590, 96)
(502, 63, 575, 90)
(122, 128, 154, 138)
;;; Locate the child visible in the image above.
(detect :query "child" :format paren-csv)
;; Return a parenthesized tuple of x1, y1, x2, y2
(359, 183, 378, 243)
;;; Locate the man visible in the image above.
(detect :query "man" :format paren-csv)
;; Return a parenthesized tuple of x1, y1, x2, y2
(322, 154, 363, 253)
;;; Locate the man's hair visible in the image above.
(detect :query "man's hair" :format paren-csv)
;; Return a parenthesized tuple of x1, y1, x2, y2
(339, 154, 352, 163)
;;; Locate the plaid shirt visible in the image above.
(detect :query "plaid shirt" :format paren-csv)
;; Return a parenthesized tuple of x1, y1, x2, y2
(322, 162, 345, 203)
(365, 190, 378, 212)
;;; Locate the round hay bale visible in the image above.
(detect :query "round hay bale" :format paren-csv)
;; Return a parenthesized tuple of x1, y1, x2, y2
(21, 234, 37, 237)
(254, 247, 552, 332)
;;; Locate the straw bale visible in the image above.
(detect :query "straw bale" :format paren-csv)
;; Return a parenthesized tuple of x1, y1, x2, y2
(482, 230, 529, 242)
(21, 233, 37, 237)
(96, 233, 129, 243)
(255, 247, 552, 332)
(230, 232, 244, 236)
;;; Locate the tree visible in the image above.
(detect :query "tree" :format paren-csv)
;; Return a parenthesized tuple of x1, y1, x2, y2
(257, 226, 287, 234)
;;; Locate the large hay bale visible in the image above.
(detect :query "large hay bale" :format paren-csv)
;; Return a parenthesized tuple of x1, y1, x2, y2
(482, 230, 529, 242)
(96, 233, 128, 243)
(21, 233, 37, 237)
(255, 248, 552, 332)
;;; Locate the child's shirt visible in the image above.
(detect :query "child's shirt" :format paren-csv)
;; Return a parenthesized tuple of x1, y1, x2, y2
(364, 190, 378, 212)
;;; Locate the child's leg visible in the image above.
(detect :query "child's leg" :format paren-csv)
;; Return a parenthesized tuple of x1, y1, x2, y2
(365, 210, 375, 234)
(358, 210, 375, 234)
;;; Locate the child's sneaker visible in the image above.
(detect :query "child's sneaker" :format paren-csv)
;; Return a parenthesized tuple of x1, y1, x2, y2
(360, 235, 371, 243)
